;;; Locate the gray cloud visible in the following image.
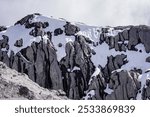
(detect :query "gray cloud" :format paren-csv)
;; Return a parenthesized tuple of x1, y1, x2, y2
(0, 0, 150, 26)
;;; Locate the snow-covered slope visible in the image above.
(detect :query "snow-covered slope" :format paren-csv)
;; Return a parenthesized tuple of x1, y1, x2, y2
(0, 62, 67, 100)
(0, 13, 150, 100)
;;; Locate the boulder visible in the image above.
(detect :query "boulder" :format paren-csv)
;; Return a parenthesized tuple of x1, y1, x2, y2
(14, 38, 23, 47)
(54, 28, 63, 36)
(64, 22, 80, 36)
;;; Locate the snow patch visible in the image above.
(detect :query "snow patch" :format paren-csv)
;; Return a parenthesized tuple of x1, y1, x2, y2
(71, 66, 80, 72)
(83, 90, 95, 100)
(88, 67, 100, 85)
(106, 28, 122, 37)
(104, 84, 114, 94)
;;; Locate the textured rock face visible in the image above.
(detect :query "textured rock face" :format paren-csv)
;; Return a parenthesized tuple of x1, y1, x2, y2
(100, 25, 150, 53)
(0, 14, 150, 100)
(0, 39, 63, 90)
(0, 62, 67, 100)
(103, 54, 127, 79)
(18, 41, 63, 90)
(59, 35, 94, 99)
(144, 79, 150, 99)
(64, 22, 80, 36)
(106, 70, 140, 100)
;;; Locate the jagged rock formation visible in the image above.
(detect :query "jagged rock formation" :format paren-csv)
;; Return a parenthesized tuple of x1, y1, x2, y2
(106, 70, 140, 100)
(60, 35, 94, 99)
(0, 62, 67, 100)
(0, 13, 150, 100)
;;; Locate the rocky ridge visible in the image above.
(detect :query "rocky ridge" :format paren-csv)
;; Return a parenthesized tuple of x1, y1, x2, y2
(0, 13, 150, 100)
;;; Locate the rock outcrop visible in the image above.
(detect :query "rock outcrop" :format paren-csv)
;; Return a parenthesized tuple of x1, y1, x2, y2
(0, 38, 63, 90)
(106, 70, 140, 100)
(59, 35, 94, 99)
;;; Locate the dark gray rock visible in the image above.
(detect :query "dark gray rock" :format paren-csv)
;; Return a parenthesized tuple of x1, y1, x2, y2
(103, 54, 127, 78)
(109, 36, 115, 49)
(113, 54, 127, 69)
(0, 26, 7, 32)
(29, 27, 45, 37)
(139, 26, 150, 53)
(15, 13, 41, 27)
(47, 31, 52, 40)
(144, 79, 150, 99)
(58, 43, 62, 47)
(106, 70, 140, 100)
(43, 22, 49, 28)
(101, 28, 109, 33)
(1, 51, 9, 67)
(141, 78, 150, 100)
(128, 27, 140, 50)
(84, 37, 93, 44)
(0, 35, 9, 49)
(64, 41, 75, 70)
(8, 39, 63, 90)
(32, 22, 49, 29)
(64, 22, 80, 36)
(114, 35, 120, 51)
(88, 69, 106, 100)
(122, 29, 129, 40)
(54, 28, 63, 36)
(99, 33, 105, 44)
(14, 38, 23, 47)
(119, 32, 125, 41)
(146, 56, 150, 63)
(120, 44, 126, 52)
(91, 49, 96, 55)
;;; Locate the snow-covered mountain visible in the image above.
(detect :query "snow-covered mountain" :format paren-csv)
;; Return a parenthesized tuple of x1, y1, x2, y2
(0, 13, 150, 100)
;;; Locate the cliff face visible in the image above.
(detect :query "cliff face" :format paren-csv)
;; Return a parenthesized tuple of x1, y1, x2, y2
(0, 13, 150, 100)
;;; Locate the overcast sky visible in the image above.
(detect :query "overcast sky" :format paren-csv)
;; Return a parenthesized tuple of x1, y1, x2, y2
(0, 0, 150, 26)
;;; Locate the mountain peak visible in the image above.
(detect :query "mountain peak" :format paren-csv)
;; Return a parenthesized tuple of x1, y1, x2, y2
(0, 14, 150, 100)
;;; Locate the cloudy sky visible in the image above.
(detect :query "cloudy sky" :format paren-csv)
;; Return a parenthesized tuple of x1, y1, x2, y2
(0, 0, 150, 26)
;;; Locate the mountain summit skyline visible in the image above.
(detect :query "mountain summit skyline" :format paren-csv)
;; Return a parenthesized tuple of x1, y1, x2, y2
(1, 0, 150, 26)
